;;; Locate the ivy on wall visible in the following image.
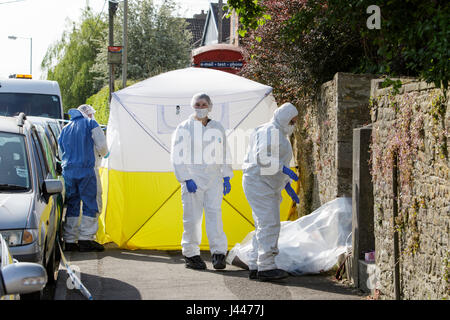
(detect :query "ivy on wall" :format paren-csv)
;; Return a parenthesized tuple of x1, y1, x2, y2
(370, 86, 448, 256)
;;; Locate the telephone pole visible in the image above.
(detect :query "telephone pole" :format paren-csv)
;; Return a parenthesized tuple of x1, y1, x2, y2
(122, 0, 128, 89)
(108, 0, 118, 102)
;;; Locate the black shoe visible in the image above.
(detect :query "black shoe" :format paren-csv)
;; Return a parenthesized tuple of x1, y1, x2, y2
(78, 240, 104, 252)
(249, 270, 258, 280)
(212, 253, 226, 270)
(64, 242, 79, 252)
(184, 255, 207, 270)
(257, 269, 289, 282)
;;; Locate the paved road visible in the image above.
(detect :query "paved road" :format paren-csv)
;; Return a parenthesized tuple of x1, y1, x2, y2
(51, 243, 365, 301)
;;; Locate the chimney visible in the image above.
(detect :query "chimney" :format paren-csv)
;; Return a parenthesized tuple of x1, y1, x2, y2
(193, 10, 206, 19)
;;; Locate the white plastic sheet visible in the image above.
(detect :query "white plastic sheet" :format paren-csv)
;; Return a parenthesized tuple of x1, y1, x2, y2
(226, 197, 353, 275)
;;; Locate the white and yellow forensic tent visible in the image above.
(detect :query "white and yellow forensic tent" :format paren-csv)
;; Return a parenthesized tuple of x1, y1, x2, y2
(97, 67, 296, 250)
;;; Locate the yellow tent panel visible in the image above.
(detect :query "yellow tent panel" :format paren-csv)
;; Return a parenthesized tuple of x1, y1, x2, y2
(97, 168, 294, 250)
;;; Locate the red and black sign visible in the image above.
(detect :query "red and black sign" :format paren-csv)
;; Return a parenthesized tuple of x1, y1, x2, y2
(192, 44, 245, 75)
(108, 46, 123, 53)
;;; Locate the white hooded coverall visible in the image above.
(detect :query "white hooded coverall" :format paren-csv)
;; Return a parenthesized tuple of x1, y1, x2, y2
(171, 114, 233, 258)
(242, 103, 298, 271)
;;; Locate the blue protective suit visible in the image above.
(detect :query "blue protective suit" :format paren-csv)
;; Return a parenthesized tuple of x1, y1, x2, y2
(58, 109, 108, 242)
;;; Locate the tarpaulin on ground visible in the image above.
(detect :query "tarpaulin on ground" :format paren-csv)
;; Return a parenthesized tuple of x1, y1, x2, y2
(226, 198, 353, 274)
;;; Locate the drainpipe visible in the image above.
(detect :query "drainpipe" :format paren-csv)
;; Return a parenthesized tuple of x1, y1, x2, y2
(392, 152, 401, 300)
(218, 0, 223, 43)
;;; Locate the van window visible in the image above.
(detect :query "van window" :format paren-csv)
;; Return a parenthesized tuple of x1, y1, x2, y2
(0, 93, 61, 119)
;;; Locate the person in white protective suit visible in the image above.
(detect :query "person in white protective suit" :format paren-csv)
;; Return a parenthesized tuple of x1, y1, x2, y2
(242, 102, 300, 281)
(77, 104, 109, 215)
(170, 93, 233, 270)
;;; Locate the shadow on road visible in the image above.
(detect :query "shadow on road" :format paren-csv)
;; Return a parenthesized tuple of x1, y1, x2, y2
(65, 246, 185, 265)
(203, 268, 363, 300)
(56, 269, 142, 300)
(58, 247, 363, 300)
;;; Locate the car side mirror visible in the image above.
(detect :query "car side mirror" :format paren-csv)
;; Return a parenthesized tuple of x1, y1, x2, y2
(0, 262, 47, 295)
(44, 179, 63, 195)
(42, 179, 63, 203)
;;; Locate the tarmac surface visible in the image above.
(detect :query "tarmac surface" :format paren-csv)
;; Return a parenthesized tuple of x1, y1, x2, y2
(51, 243, 365, 301)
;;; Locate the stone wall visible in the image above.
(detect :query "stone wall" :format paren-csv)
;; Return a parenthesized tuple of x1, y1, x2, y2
(309, 73, 375, 210)
(370, 78, 449, 299)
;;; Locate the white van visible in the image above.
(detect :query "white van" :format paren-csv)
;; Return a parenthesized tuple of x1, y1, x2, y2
(0, 78, 67, 120)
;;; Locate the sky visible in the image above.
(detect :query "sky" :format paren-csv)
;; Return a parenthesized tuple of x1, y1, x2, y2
(0, 0, 213, 80)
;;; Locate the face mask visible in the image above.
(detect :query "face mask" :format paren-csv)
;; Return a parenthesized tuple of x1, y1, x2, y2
(194, 108, 209, 119)
(285, 124, 295, 136)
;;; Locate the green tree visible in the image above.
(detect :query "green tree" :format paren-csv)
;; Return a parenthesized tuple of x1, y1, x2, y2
(225, 0, 449, 214)
(227, 0, 450, 91)
(86, 0, 192, 124)
(92, 0, 192, 83)
(41, 6, 107, 110)
(85, 79, 138, 125)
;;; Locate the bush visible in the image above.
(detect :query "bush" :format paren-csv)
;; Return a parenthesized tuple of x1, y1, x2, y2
(230, 0, 450, 91)
(226, 0, 449, 214)
(85, 80, 137, 125)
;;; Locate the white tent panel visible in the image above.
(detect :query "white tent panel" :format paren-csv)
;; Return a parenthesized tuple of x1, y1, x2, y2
(106, 97, 172, 172)
(117, 67, 272, 104)
(103, 68, 281, 173)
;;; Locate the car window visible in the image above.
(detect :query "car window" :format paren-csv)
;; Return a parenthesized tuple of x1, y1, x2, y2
(35, 125, 57, 177)
(0, 132, 30, 190)
(44, 125, 58, 154)
(46, 124, 60, 160)
(30, 131, 47, 188)
(48, 122, 61, 139)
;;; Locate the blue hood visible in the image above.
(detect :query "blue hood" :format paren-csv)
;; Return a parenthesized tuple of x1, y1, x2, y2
(58, 109, 99, 172)
(68, 109, 83, 120)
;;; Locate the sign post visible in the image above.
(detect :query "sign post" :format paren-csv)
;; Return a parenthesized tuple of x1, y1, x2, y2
(108, 46, 123, 65)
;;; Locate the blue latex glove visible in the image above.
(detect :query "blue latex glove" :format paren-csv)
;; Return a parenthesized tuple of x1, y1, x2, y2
(185, 179, 197, 193)
(223, 177, 231, 196)
(282, 165, 299, 181)
(285, 183, 299, 204)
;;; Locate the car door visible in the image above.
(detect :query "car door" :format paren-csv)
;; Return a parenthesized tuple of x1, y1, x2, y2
(29, 129, 56, 265)
(35, 126, 62, 251)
